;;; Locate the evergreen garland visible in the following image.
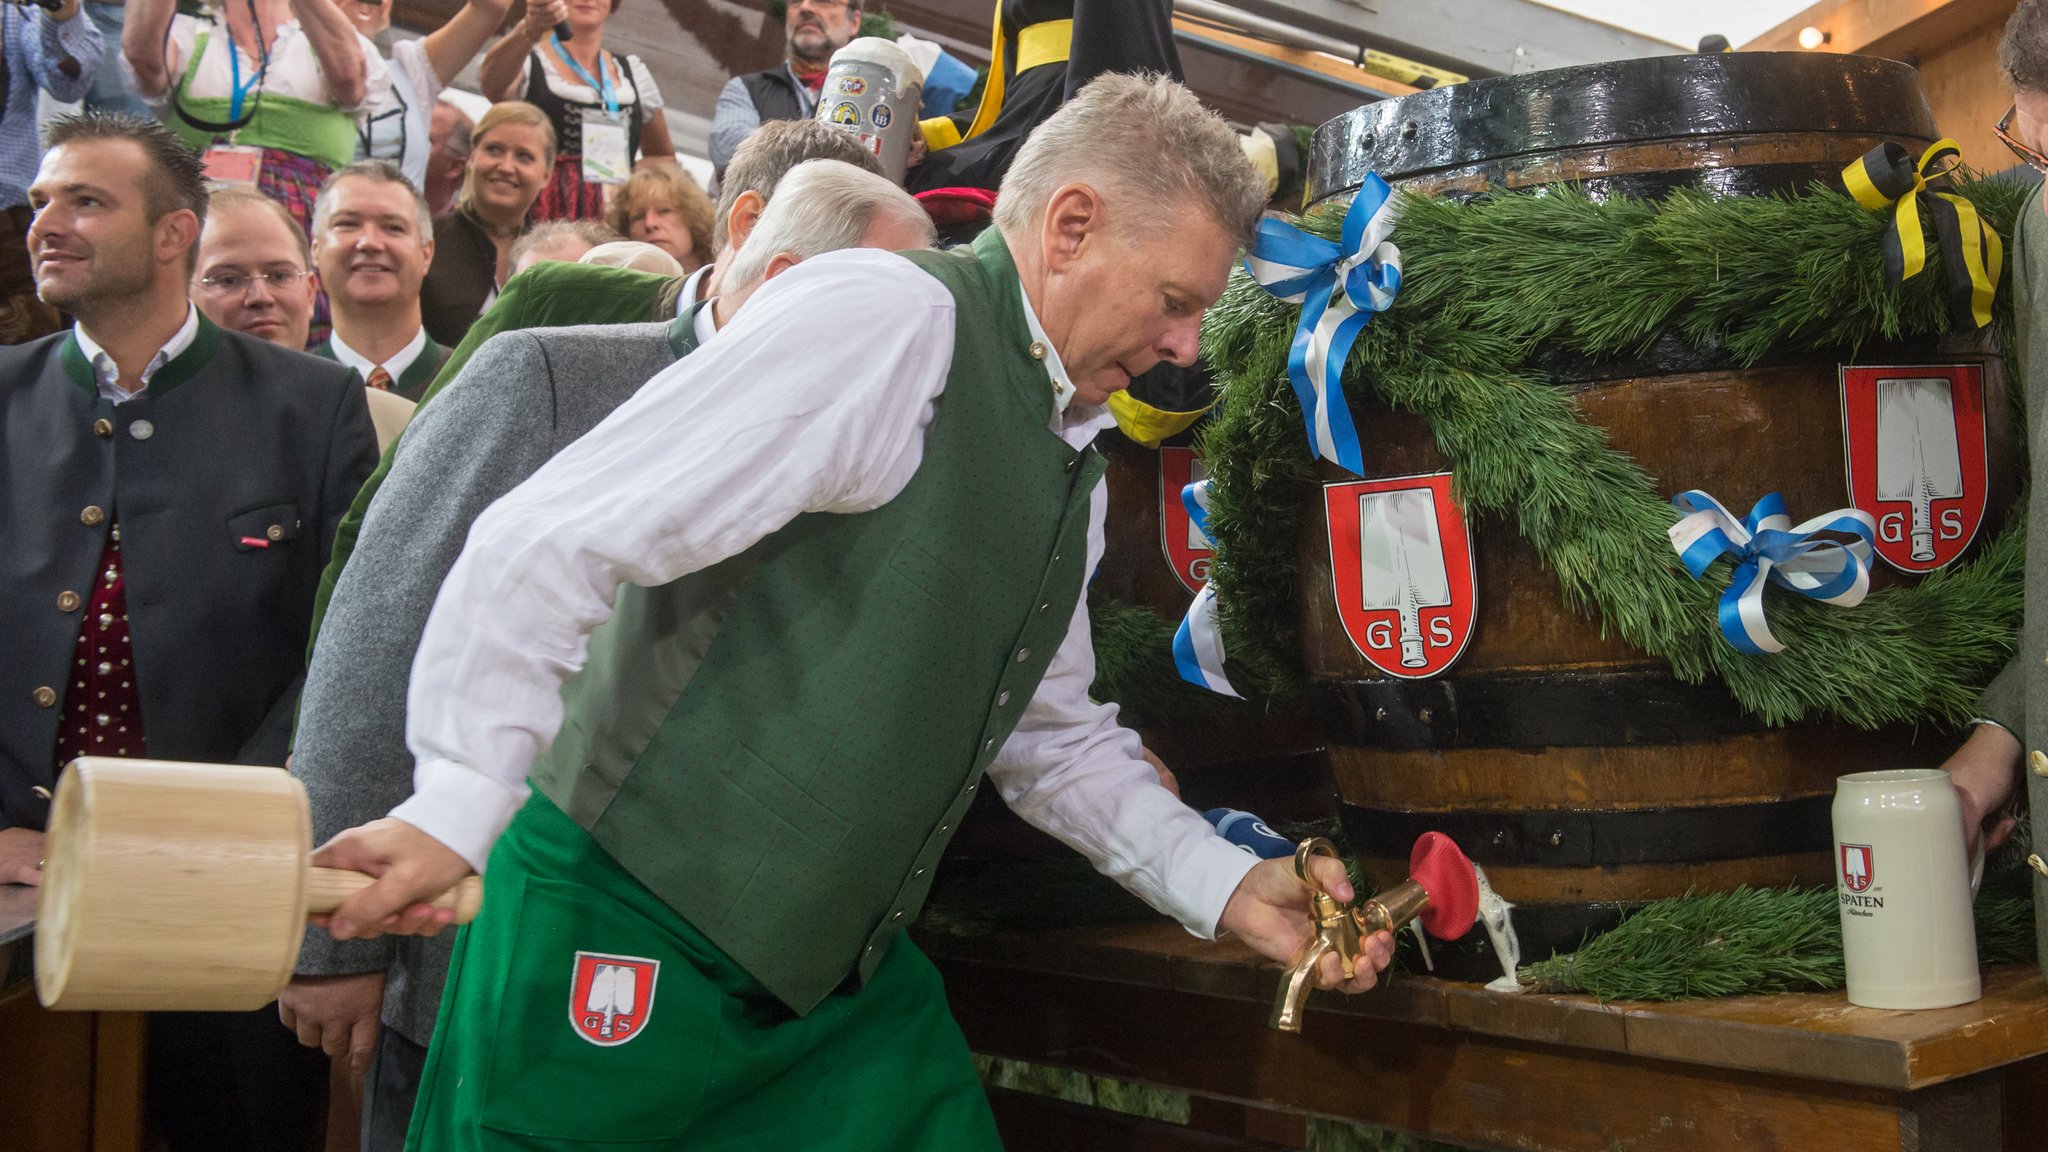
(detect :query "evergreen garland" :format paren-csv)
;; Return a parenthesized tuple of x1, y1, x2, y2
(1086, 589, 1247, 724)
(1519, 877, 2037, 1000)
(1192, 179, 2030, 725)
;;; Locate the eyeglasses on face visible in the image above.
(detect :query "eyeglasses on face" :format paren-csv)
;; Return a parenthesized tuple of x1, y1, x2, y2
(1995, 104, 2048, 175)
(198, 268, 310, 295)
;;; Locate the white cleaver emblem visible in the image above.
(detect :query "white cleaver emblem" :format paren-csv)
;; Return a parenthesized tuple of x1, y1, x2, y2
(586, 962, 638, 1040)
(570, 950, 658, 1046)
(1358, 489, 1451, 670)
(1875, 377, 1963, 564)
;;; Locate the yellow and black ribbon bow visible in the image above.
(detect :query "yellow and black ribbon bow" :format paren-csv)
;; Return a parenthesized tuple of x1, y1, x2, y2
(1842, 139, 2003, 330)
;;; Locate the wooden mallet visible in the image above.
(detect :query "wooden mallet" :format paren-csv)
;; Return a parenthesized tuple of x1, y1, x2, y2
(36, 756, 483, 1012)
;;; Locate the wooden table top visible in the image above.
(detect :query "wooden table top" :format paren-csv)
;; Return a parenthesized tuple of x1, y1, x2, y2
(919, 920, 2048, 1093)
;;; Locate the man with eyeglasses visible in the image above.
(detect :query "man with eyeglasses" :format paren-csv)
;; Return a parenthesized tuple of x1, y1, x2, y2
(708, 0, 862, 179)
(1946, 0, 2048, 982)
(0, 112, 376, 1151)
(192, 186, 323, 351)
(193, 185, 417, 455)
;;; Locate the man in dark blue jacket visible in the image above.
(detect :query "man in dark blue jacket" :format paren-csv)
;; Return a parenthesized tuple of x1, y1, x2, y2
(0, 112, 377, 1152)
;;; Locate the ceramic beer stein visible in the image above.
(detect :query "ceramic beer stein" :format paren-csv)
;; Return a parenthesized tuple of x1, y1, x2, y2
(1832, 768, 1983, 1010)
(815, 38, 925, 184)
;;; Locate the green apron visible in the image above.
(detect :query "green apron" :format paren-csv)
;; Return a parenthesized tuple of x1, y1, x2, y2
(404, 793, 1005, 1151)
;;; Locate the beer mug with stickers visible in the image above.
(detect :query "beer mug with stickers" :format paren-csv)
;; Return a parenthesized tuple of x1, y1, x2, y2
(814, 38, 925, 184)
(1831, 768, 1982, 1009)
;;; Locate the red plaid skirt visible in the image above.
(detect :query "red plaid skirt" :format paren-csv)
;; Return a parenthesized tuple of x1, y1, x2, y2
(530, 154, 607, 223)
(255, 147, 332, 347)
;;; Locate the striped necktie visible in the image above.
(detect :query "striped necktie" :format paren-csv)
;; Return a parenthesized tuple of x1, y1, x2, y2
(366, 366, 393, 391)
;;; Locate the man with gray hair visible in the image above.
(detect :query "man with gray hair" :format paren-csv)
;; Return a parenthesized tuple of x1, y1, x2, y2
(423, 101, 472, 216)
(316, 74, 1393, 1149)
(309, 160, 450, 402)
(281, 157, 930, 1152)
(701, 158, 935, 325)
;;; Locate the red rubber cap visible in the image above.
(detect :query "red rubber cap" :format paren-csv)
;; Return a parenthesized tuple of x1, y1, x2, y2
(1408, 832, 1480, 940)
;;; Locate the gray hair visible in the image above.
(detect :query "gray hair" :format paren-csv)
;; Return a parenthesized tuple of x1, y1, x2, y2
(718, 159, 934, 294)
(510, 218, 623, 266)
(581, 239, 686, 276)
(2003, 0, 2048, 93)
(993, 73, 1267, 248)
(439, 103, 474, 160)
(713, 118, 886, 251)
(312, 160, 433, 238)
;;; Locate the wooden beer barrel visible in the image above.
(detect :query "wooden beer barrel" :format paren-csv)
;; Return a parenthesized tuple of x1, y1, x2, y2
(1295, 53, 2016, 978)
(1309, 52, 1940, 203)
(1093, 424, 1326, 803)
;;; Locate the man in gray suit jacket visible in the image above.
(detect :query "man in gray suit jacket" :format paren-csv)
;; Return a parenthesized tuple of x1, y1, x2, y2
(1949, 2, 2048, 967)
(283, 160, 935, 1151)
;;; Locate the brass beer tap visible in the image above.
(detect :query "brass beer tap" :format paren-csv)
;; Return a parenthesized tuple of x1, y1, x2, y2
(1270, 837, 1436, 1034)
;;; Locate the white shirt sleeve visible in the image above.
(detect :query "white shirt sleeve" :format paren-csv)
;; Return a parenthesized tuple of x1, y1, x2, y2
(392, 36, 442, 103)
(392, 249, 957, 868)
(985, 480, 1259, 939)
(626, 53, 662, 115)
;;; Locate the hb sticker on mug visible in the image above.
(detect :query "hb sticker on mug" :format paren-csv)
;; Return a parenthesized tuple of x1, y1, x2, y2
(1832, 768, 1983, 1010)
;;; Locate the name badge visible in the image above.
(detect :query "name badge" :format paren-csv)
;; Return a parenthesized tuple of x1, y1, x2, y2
(201, 144, 265, 189)
(580, 110, 629, 186)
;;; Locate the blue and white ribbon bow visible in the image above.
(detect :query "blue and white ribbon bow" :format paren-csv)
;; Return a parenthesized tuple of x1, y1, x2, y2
(1244, 173, 1403, 477)
(1667, 491, 1878, 656)
(1173, 479, 1241, 697)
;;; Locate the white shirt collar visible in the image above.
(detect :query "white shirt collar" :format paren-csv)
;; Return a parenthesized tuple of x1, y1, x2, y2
(694, 297, 719, 346)
(677, 263, 718, 345)
(676, 263, 714, 316)
(328, 325, 430, 382)
(1015, 279, 1077, 416)
(74, 303, 201, 404)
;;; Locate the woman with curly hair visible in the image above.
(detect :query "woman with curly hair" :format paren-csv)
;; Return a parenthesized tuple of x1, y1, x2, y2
(604, 164, 713, 273)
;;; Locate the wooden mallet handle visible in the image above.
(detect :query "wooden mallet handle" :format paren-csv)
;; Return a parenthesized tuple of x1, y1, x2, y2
(302, 869, 485, 924)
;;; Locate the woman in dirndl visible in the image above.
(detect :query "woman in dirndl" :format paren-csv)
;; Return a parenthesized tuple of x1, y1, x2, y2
(474, 0, 675, 222)
(125, 0, 388, 235)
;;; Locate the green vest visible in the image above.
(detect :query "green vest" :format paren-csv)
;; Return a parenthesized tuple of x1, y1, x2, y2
(530, 230, 1106, 1014)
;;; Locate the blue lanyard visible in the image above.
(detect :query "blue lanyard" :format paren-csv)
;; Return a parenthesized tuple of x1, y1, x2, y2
(227, 3, 270, 123)
(548, 34, 617, 115)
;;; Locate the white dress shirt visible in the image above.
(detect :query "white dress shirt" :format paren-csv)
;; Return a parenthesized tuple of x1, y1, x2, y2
(328, 325, 431, 384)
(394, 246, 1256, 938)
(73, 304, 200, 403)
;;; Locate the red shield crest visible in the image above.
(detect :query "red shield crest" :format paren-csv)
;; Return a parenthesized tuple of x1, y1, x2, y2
(1840, 843, 1874, 894)
(1324, 473, 1476, 680)
(1159, 447, 1213, 594)
(569, 951, 659, 1047)
(1840, 364, 1988, 573)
